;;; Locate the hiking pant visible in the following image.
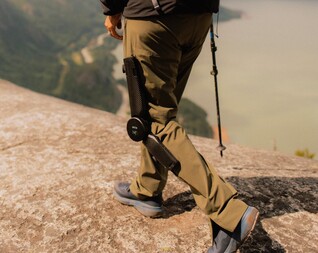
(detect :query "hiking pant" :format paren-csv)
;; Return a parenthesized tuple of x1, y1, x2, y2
(124, 13, 247, 233)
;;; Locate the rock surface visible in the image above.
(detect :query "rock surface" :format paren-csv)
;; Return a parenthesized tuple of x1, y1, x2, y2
(0, 80, 317, 253)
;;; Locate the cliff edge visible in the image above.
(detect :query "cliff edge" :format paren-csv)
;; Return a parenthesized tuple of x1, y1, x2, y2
(0, 80, 317, 253)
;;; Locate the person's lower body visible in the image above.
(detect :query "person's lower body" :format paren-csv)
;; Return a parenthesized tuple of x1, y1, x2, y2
(117, 13, 259, 252)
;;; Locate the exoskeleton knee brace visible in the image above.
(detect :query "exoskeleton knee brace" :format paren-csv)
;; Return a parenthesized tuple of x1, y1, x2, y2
(123, 56, 180, 173)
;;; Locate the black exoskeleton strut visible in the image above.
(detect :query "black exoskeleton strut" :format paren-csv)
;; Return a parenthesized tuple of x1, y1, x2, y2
(123, 56, 180, 173)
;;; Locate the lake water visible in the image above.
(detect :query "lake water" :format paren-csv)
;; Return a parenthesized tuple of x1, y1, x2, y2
(113, 0, 318, 157)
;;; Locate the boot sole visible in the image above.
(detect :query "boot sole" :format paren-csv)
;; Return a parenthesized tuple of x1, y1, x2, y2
(113, 190, 163, 218)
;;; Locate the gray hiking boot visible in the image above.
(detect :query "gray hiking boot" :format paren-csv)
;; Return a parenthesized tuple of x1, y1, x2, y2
(207, 206, 259, 253)
(113, 181, 163, 218)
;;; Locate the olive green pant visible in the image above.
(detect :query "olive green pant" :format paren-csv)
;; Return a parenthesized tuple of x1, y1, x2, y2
(124, 13, 247, 233)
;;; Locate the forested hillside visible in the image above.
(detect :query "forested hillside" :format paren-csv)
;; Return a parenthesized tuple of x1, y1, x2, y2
(9, 0, 103, 47)
(0, 0, 59, 93)
(0, 0, 121, 112)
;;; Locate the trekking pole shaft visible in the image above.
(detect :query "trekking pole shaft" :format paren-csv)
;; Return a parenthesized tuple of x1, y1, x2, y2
(210, 21, 226, 157)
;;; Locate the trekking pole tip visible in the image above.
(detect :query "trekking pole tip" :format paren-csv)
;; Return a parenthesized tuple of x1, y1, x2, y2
(217, 145, 226, 157)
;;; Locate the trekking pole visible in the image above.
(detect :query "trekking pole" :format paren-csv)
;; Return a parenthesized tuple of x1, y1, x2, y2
(210, 19, 226, 157)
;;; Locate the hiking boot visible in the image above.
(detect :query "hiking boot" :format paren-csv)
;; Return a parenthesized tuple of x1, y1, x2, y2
(207, 206, 259, 253)
(113, 181, 163, 218)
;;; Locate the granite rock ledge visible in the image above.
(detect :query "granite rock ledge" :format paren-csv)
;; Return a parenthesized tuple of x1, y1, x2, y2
(0, 80, 317, 253)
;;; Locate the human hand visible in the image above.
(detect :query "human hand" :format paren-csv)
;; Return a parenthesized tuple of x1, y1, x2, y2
(104, 14, 123, 40)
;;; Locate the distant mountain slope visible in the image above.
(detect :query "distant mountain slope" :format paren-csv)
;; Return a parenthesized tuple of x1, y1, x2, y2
(0, 0, 59, 93)
(0, 0, 121, 112)
(0, 0, 53, 53)
(9, 0, 104, 48)
(219, 5, 242, 22)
